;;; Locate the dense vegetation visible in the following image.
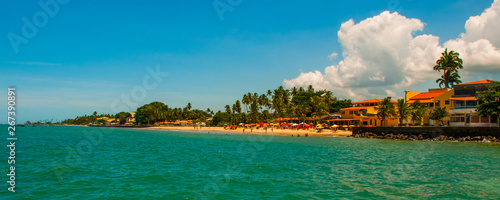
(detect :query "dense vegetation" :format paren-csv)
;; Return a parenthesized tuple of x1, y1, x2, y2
(61, 111, 114, 125)
(211, 85, 353, 126)
(477, 82, 500, 123)
(135, 102, 212, 125)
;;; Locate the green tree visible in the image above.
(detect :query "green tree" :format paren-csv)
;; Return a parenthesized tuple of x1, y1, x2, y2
(396, 99, 411, 125)
(311, 95, 329, 124)
(433, 48, 464, 88)
(115, 112, 132, 125)
(477, 82, 500, 125)
(409, 100, 427, 125)
(329, 99, 353, 113)
(429, 107, 448, 126)
(135, 101, 169, 125)
(436, 72, 462, 88)
(375, 98, 396, 126)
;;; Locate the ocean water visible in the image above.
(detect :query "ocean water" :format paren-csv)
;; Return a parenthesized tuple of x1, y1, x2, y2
(2, 125, 500, 199)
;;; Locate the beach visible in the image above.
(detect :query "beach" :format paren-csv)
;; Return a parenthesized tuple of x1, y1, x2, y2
(146, 126, 353, 137)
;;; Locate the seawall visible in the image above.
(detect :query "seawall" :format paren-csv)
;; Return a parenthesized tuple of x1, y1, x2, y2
(351, 127, 500, 142)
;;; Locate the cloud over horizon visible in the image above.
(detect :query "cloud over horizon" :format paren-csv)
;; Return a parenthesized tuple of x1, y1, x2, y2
(284, 0, 500, 101)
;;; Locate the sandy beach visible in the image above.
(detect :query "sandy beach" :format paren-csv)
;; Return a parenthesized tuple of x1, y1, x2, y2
(146, 126, 352, 137)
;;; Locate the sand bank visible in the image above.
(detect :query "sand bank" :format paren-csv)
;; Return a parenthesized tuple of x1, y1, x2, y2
(146, 126, 352, 137)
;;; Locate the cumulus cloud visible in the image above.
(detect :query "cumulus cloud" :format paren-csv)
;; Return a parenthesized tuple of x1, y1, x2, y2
(445, 0, 500, 72)
(284, 1, 500, 101)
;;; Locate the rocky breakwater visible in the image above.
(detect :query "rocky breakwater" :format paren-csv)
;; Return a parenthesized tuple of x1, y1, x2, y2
(350, 131, 499, 142)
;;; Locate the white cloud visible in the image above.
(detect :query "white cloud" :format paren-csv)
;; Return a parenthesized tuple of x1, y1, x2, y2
(285, 11, 437, 100)
(445, 0, 500, 73)
(328, 52, 338, 60)
(284, 1, 500, 101)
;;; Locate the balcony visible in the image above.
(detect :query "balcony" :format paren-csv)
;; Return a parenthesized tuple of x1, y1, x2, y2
(453, 105, 478, 109)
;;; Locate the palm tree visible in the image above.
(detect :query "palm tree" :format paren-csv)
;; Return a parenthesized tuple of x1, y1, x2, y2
(311, 96, 329, 124)
(448, 72, 462, 87)
(410, 100, 427, 125)
(375, 98, 396, 126)
(235, 100, 242, 114)
(242, 94, 248, 113)
(186, 102, 192, 111)
(436, 72, 462, 88)
(291, 87, 298, 97)
(396, 99, 411, 126)
(429, 107, 449, 126)
(232, 104, 237, 125)
(224, 105, 232, 116)
(434, 48, 464, 88)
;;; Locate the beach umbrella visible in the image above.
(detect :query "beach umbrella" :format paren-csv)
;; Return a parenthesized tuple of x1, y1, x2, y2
(239, 123, 244, 126)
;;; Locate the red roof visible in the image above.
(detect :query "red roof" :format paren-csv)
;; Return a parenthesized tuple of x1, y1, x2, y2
(340, 106, 372, 111)
(407, 100, 436, 104)
(354, 98, 397, 104)
(457, 79, 499, 86)
(449, 97, 477, 101)
(410, 92, 445, 100)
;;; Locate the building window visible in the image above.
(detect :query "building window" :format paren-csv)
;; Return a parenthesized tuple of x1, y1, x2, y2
(349, 111, 353, 114)
(428, 103, 434, 108)
(450, 114, 465, 122)
(341, 111, 345, 115)
(354, 111, 358, 115)
(445, 100, 450, 105)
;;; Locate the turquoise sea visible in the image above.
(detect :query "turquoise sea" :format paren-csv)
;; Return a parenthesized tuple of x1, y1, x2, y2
(2, 125, 500, 199)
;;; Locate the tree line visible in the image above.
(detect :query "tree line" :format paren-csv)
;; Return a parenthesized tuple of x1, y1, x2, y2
(62, 112, 114, 125)
(211, 85, 353, 126)
(134, 101, 212, 125)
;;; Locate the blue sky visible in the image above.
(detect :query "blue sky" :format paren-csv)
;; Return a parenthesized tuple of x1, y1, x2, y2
(0, 0, 498, 123)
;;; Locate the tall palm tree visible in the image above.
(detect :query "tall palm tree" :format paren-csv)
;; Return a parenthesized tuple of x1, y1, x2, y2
(235, 100, 242, 114)
(396, 99, 411, 125)
(242, 94, 249, 114)
(232, 104, 237, 125)
(434, 48, 464, 88)
(291, 87, 298, 97)
(375, 98, 396, 126)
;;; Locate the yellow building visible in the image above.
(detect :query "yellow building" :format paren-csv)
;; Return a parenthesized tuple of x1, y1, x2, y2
(327, 99, 398, 127)
(405, 88, 454, 126)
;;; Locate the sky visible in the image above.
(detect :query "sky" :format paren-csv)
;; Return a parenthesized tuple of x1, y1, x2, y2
(1, 0, 499, 124)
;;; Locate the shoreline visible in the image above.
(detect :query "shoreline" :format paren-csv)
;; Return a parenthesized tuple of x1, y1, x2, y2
(145, 126, 352, 137)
